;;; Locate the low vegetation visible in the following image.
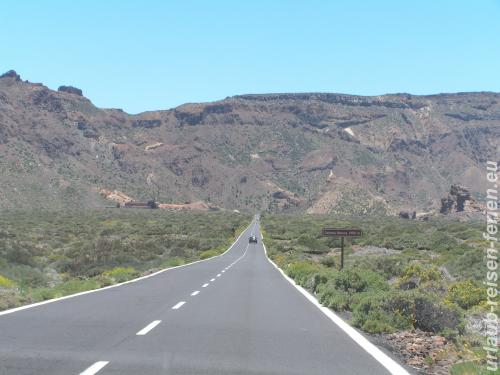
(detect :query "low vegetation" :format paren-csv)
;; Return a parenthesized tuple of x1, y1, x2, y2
(0, 209, 249, 310)
(261, 213, 491, 373)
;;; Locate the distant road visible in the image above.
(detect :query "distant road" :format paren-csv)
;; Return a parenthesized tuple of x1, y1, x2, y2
(0, 217, 409, 374)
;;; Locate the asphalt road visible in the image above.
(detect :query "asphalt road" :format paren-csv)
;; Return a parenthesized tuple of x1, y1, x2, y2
(0, 218, 407, 375)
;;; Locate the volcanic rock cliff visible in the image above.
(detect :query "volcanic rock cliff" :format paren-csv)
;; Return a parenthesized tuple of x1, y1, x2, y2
(0, 70, 498, 214)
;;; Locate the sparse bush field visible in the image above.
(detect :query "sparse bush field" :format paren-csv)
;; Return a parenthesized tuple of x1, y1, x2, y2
(0, 209, 249, 310)
(261, 213, 488, 373)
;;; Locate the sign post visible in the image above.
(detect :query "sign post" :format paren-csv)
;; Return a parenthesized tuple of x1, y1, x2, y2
(321, 228, 362, 270)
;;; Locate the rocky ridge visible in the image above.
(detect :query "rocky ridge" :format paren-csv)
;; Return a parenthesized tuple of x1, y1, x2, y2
(0, 70, 498, 213)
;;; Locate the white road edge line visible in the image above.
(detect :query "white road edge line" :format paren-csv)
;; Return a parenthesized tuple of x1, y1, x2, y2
(261, 238, 410, 375)
(79, 361, 109, 375)
(0, 221, 254, 317)
(210, 278, 216, 282)
(172, 301, 186, 310)
(228, 243, 250, 268)
(202, 283, 209, 288)
(191, 290, 200, 296)
(216, 274, 221, 277)
(136, 320, 161, 336)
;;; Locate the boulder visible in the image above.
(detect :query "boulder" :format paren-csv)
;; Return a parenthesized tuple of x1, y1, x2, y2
(399, 210, 416, 219)
(272, 191, 287, 200)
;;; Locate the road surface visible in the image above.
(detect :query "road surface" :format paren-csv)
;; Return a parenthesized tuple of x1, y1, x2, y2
(0, 217, 407, 374)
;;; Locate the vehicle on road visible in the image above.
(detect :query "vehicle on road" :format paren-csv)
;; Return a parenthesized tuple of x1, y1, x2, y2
(249, 235, 258, 243)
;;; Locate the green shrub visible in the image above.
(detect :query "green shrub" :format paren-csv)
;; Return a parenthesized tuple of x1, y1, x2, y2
(31, 279, 101, 301)
(384, 233, 429, 250)
(429, 231, 457, 252)
(94, 274, 114, 287)
(352, 290, 463, 335)
(5, 244, 38, 267)
(17, 270, 49, 288)
(398, 264, 442, 285)
(445, 250, 483, 280)
(286, 262, 330, 292)
(31, 287, 57, 301)
(317, 284, 350, 311)
(320, 256, 337, 268)
(57, 279, 100, 296)
(353, 255, 409, 280)
(0, 274, 15, 289)
(445, 280, 485, 310)
(334, 269, 368, 293)
(413, 295, 463, 335)
(102, 267, 139, 283)
(0, 290, 21, 310)
(361, 319, 394, 334)
(352, 291, 413, 333)
(296, 235, 329, 253)
(161, 257, 184, 267)
(335, 268, 388, 293)
(313, 267, 389, 313)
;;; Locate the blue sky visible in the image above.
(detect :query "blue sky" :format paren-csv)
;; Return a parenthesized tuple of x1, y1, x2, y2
(1, 0, 499, 113)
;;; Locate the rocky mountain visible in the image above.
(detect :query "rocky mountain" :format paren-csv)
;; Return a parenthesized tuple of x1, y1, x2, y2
(0, 70, 498, 214)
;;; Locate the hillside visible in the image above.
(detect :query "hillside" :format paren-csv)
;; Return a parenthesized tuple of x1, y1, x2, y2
(0, 70, 498, 214)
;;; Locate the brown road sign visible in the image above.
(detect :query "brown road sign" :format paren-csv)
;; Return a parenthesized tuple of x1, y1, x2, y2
(321, 227, 362, 270)
(322, 228, 362, 237)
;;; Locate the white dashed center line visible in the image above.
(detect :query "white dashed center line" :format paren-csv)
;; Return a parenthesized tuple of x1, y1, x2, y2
(172, 301, 186, 310)
(136, 320, 161, 336)
(74, 224, 259, 375)
(79, 361, 109, 375)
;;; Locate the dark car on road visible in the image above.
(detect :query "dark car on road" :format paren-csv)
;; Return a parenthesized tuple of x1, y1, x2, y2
(249, 235, 258, 243)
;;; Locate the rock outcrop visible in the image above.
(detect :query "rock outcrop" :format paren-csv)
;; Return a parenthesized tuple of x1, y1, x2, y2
(0, 70, 21, 81)
(58, 85, 83, 96)
(299, 149, 336, 172)
(440, 184, 483, 214)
